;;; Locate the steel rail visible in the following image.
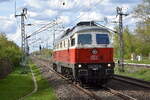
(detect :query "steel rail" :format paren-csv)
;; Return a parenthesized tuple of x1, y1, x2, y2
(104, 87, 137, 100)
(113, 74, 150, 89)
(123, 63, 150, 68)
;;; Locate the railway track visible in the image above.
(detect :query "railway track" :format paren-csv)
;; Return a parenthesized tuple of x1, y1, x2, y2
(103, 87, 137, 100)
(113, 74, 150, 89)
(39, 62, 102, 100)
(115, 62, 150, 68)
(33, 57, 137, 100)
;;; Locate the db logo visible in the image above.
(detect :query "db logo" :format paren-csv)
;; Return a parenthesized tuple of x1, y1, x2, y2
(92, 49, 98, 54)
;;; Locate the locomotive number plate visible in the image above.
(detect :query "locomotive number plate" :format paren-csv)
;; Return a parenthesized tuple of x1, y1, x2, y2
(90, 55, 98, 60)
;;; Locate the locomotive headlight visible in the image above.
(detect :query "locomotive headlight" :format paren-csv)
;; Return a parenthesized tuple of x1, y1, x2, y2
(78, 64, 82, 68)
(108, 64, 111, 67)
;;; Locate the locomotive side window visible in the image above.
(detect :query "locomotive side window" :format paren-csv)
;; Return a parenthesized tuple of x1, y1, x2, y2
(96, 34, 109, 44)
(78, 34, 92, 44)
(64, 40, 65, 48)
(60, 42, 62, 48)
(71, 38, 75, 46)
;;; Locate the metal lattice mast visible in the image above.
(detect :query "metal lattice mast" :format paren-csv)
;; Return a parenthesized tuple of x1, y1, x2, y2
(21, 13, 25, 56)
(15, 8, 27, 66)
(116, 7, 128, 72)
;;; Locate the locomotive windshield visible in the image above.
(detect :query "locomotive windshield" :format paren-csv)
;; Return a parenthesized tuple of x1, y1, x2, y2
(96, 34, 109, 44)
(78, 34, 92, 44)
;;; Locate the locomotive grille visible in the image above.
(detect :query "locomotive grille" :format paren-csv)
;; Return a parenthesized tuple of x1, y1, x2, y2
(78, 69, 88, 76)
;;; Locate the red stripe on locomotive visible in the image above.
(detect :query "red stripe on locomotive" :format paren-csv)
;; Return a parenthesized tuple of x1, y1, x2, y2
(53, 48, 113, 64)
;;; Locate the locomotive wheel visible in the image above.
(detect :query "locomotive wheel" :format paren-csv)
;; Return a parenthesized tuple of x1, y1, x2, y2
(79, 78, 86, 87)
(79, 80, 84, 87)
(53, 64, 57, 71)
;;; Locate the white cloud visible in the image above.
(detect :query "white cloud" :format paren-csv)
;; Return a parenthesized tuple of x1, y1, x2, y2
(7, 26, 21, 46)
(27, 8, 58, 21)
(25, 0, 42, 9)
(48, 0, 75, 10)
(0, 15, 17, 34)
(78, 11, 103, 21)
(44, 9, 58, 17)
(58, 15, 70, 24)
(28, 11, 38, 17)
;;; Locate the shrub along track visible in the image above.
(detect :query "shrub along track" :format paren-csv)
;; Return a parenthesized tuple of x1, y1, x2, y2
(32, 57, 140, 100)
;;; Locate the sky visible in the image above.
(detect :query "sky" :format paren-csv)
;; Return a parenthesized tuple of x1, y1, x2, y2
(0, 0, 142, 52)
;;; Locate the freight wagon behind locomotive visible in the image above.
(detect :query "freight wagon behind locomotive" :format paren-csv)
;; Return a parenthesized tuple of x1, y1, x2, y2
(52, 21, 115, 85)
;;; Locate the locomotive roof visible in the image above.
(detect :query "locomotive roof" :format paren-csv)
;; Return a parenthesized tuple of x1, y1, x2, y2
(76, 21, 97, 26)
(61, 21, 108, 37)
(55, 21, 110, 44)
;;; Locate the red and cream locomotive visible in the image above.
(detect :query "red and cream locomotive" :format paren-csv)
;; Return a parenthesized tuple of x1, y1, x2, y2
(53, 21, 115, 85)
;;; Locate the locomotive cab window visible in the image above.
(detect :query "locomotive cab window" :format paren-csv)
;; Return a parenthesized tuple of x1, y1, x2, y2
(96, 34, 109, 44)
(78, 34, 92, 45)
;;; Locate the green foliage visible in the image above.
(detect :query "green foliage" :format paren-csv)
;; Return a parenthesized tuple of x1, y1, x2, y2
(32, 48, 53, 59)
(134, 21, 150, 56)
(0, 33, 22, 66)
(125, 58, 150, 64)
(113, 26, 136, 59)
(40, 48, 53, 57)
(134, 0, 150, 56)
(113, 25, 150, 59)
(123, 27, 136, 58)
(134, 0, 150, 21)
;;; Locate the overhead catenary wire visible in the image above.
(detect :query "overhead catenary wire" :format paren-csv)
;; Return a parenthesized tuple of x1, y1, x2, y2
(27, 20, 56, 37)
(95, 22, 117, 33)
(28, 38, 41, 45)
(26, 19, 61, 39)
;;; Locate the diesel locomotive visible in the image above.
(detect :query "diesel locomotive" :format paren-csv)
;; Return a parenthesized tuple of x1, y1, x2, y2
(52, 21, 115, 85)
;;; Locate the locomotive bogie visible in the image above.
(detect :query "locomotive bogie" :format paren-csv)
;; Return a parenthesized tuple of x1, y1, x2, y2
(53, 62, 114, 84)
(75, 63, 114, 83)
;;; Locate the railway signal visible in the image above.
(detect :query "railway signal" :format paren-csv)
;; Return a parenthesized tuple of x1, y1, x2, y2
(116, 7, 129, 72)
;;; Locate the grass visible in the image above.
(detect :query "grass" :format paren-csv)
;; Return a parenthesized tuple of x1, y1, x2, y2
(125, 59, 150, 64)
(0, 66, 33, 100)
(115, 65, 150, 81)
(23, 63, 57, 100)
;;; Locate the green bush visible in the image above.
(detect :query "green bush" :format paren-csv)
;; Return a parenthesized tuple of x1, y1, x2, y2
(0, 33, 22, 66)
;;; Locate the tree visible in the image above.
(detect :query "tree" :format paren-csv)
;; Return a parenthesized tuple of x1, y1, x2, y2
(113, 26, 135, 59)
(133, 0, 150, 57)
(123, 26, 135, 58)
(134, 0, 150, 21)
